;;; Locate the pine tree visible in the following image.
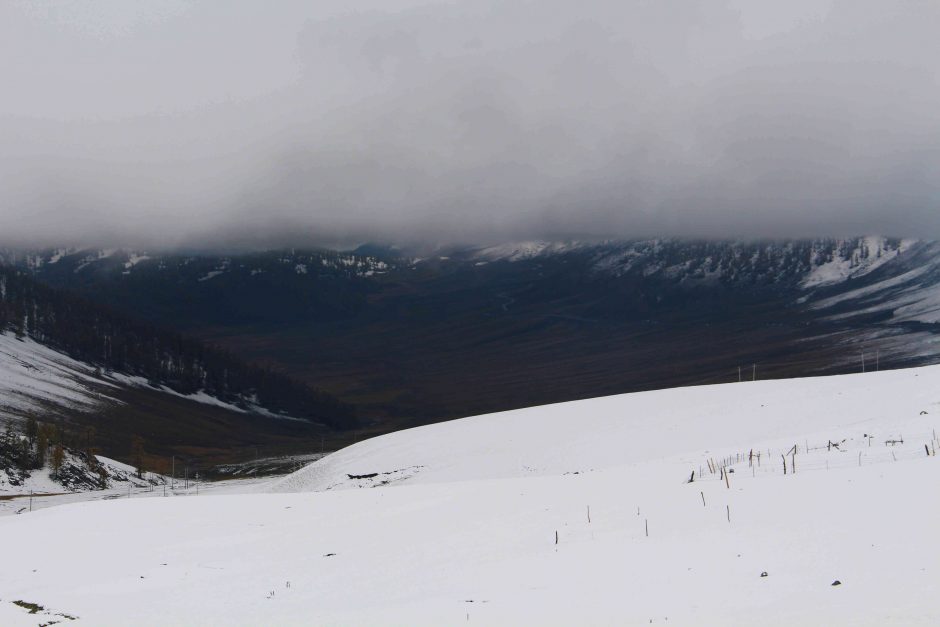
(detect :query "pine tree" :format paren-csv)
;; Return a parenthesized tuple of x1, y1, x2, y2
(36, 424, 49, 467)
(51, 444, 65, 478)
(26, 416, 38, 447)
(131, 435, 145, 479)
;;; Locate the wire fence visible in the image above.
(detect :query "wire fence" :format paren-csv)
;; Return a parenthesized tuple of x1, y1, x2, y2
(689, 428, 940, 483)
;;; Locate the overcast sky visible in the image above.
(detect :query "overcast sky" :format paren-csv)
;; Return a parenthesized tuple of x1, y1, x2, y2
(1, 0, 938, 248)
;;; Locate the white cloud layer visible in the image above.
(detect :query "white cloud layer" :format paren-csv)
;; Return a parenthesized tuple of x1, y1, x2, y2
(1, 0, 938, 247)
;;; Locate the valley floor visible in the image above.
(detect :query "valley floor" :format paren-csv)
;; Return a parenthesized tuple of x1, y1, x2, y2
(1, 367, 939, 625)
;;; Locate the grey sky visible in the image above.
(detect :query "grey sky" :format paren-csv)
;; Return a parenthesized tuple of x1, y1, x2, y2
(1, 0, 938, 248)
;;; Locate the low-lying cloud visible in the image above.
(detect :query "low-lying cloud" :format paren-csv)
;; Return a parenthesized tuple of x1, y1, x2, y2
(1, 0, 939, 249)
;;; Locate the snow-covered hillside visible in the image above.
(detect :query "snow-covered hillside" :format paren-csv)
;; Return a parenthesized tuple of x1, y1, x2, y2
(269, 364, 939, 492)
(806, 241, 940, 324)
(0, 330, 302, 427)
(0, 332, 113, 421)
(1, 367, 938, 625)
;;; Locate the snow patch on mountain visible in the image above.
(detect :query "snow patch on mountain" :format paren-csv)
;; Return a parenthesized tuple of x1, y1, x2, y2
(122, 253, 149, 269)
(0, 332, 112, 422)
(801, 236, 913, 288)
(47, 248, 73, 265)
(468, 238, 921, 293)
(804, 241, 940, 324)
(473, 240, 585, 262)
(106, 373, 307, 421)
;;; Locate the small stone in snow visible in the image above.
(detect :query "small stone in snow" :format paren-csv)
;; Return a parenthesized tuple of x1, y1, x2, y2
(760, 572, 768, 577)
(831, 580, 841, 586)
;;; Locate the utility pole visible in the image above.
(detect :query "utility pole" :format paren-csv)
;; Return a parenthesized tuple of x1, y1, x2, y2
(738, 366, 741, 382)
(861, 351, 866, 373)
(752, 364, 756, 381)
(171, 455, 175, 489)
(876, 350, 880, 371)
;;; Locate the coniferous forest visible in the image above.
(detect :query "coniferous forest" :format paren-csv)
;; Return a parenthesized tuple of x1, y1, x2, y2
(0, 265, 357, 429)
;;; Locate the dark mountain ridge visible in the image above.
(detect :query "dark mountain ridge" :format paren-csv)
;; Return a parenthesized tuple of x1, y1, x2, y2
(5, 237, 939, 431)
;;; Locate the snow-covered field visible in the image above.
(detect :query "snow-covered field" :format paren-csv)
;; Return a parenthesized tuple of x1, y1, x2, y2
(1, 367, 939, 625)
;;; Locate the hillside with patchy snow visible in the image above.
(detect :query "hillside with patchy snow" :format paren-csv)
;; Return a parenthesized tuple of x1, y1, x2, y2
(0, 331, 302, 428)
(11, 237, 940, 427)
(0, 366, 937, 625)
(0, 332, 112, 421)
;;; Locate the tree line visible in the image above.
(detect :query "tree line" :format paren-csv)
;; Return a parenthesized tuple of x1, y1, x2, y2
(0, 265, 357, 429)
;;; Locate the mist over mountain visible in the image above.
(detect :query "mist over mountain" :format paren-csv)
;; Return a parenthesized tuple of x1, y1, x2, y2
(2, 1, 940, 249)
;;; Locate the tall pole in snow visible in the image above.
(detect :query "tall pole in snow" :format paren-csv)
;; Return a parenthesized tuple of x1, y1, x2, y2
(738, 366, 741, 383)
(752, 364, 756, 381)
(876, 350, 880, 371)
(861, 352, 866, 373)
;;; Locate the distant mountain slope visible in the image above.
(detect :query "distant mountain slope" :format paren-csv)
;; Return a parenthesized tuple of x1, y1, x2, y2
(0, 331, 108, 421)
(0, 264, 363, 473)
(6, 237, 940, 429)
(801, 241, 940, 324)
(0, 265, 356, 429)
(0, 331, 305, 427)
(0, 328, 345, 474)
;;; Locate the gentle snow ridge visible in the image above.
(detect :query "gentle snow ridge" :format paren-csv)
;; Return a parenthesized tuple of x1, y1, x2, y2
(268, 365, 940, 492)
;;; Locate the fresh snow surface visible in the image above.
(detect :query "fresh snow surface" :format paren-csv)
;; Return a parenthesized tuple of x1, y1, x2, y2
(2, 367, 939, 625)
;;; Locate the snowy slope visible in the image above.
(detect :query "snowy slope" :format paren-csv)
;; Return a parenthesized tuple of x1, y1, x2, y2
(1, 368, 939, 625)
(805, 241, 940, 324)
(800, 236, 915, 288)
(0, 331, 114, 420)
(268, 366, 940, 492)
(0, 330, 303, 427)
